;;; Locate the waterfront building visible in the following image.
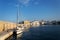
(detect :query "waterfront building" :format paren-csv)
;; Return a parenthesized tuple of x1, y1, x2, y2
(24, 20, 31, 27)
(31, 21, 40, 27)
(41, 21, 45, 25)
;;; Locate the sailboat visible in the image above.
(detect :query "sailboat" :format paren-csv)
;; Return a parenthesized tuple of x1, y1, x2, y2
(16, 4, 24, 35)
(16, 26, 24, 34)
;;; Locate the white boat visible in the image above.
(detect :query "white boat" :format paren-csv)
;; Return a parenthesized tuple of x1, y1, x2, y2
(15, 4, 25, 35)
(16, 26, 24, 34)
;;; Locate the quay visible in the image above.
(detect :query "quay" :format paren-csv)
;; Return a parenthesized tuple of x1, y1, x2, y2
(0, 30, 13, 40)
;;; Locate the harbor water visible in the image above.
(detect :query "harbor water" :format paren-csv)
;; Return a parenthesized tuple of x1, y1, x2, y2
(6, 25, 60, 40)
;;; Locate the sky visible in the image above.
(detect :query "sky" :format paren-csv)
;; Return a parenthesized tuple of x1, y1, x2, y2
(0, 0, 60, 22)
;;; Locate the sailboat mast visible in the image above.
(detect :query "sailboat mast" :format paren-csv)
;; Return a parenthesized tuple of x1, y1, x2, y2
(16, 4, 19, 28)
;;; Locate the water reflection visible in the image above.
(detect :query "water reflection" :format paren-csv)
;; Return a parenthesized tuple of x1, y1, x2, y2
(18, 25, 60, 40)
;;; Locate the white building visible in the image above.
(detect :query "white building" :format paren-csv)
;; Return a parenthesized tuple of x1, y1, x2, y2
(31, 21, 40, 27)
(41, 21, 45, 25)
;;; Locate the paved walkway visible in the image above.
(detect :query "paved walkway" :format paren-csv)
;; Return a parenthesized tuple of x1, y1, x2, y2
(0, 30, 13, 40)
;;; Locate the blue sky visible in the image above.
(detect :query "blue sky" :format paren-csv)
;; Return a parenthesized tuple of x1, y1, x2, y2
(0, 0, 60, 22)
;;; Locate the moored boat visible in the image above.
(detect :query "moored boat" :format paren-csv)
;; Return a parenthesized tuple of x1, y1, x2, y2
(16, 26, 24, 34)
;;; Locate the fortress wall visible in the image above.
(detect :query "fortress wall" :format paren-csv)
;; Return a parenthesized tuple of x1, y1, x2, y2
(0, 21, 16, 32)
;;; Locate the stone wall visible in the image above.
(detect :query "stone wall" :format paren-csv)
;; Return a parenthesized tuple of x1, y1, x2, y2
(0, 21, 16, 32)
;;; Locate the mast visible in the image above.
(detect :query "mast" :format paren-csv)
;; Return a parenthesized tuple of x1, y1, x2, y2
(12, 0, 21, 39)
(13, 3, 20, 40)
(16, 4, 19, 28)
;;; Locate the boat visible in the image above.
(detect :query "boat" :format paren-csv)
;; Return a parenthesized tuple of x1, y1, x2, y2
(15, 4, 25, 35)
(16, 26, 24, 34)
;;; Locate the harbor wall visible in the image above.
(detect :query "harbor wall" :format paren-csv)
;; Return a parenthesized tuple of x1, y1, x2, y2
(0, 21, 16, 32)
(0, 31, 13, 40)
